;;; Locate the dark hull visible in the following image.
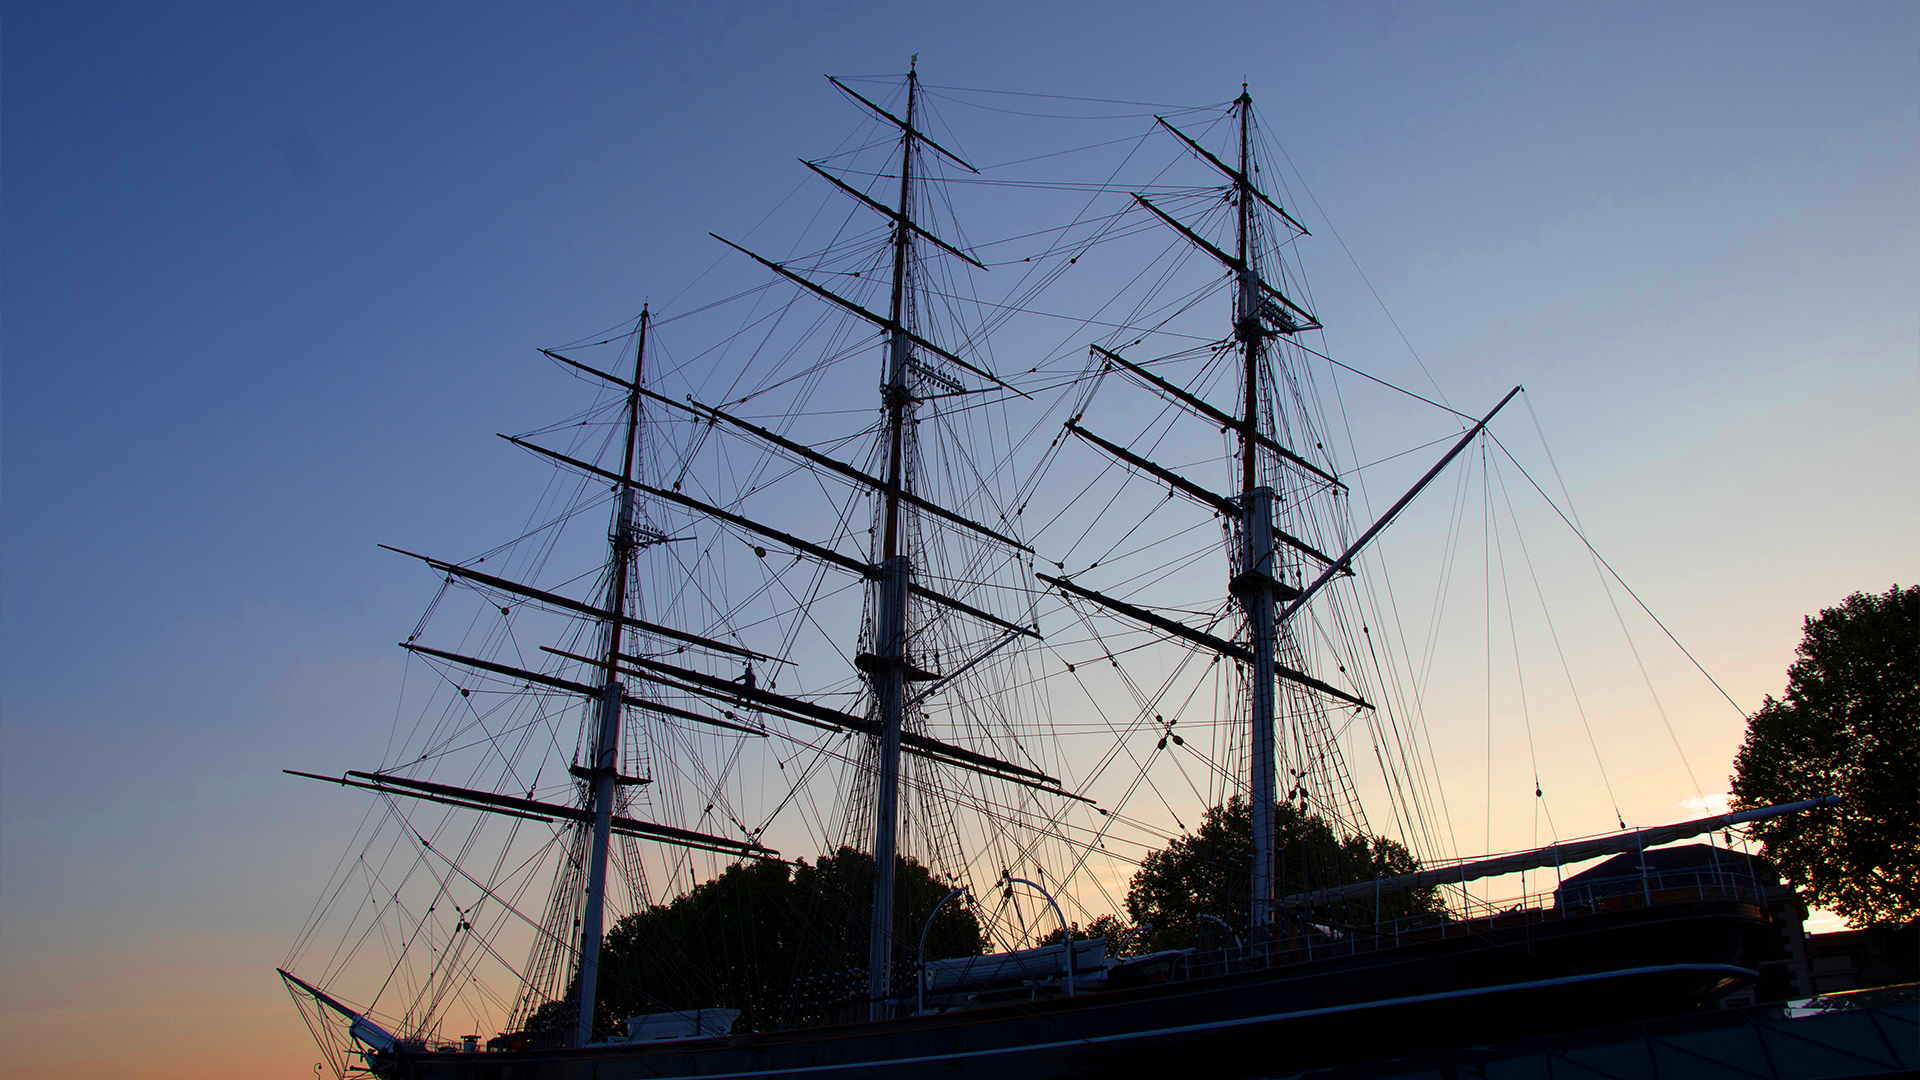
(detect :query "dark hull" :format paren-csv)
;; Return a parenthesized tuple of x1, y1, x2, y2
(387, 899, 1771, 1080)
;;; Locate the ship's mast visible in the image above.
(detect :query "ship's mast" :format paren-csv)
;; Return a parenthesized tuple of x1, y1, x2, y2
(1232, 91, 1282, 941)
(573, 306, 648, 1046)
(866, 63, 919, 1023)
(1114, 92, 1353, 943)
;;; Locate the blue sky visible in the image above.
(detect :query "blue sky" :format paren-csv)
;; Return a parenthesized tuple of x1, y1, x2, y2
(2, 3, 1914, 1076)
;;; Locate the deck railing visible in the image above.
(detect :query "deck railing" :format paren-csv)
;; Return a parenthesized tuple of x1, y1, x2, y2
(1153, 869, 1771, 982)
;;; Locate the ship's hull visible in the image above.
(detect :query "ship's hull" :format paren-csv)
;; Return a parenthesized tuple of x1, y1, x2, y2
(381, 898, 1771, 1079)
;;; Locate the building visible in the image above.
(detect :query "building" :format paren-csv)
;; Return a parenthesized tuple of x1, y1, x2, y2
(1804, 922, 1920, 994)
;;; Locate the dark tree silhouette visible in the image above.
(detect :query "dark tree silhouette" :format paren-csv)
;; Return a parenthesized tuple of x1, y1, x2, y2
(1033, 913, 1132, 956)
(588, 847, 985, 1037)
(1730, 584, 1918, 926)
(1124, 798, 1440, 949)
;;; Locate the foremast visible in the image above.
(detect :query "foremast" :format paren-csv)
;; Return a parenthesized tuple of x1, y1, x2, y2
(1229, 90, 1284, 941)
(1073, 90, 1377, 946)
(1124, 90, 1522, 938)
(573, 307, 648, 1046)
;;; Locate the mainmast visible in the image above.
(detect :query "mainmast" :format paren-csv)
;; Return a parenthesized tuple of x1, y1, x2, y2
(1230, 92, 1283, 940)
(573, 306, 648, 1046)
(705, 64, 998, 1020)
(866, 62, 919, 1023)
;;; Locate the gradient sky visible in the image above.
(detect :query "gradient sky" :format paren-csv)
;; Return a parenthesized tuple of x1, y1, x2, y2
(3, 3, 1914, 1077)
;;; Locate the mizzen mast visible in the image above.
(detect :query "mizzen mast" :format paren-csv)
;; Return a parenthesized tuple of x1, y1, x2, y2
(573, 305, 648, 1046)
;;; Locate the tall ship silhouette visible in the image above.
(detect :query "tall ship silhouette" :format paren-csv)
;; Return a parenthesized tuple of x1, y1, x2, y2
(280, 65, 1827, 1079)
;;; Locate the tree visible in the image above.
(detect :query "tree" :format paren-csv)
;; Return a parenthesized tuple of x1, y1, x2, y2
(588, 847, 985, 1037)
(1730, 584, 1918, 926)
(1123, 798, 1440, 949)
(1034, 913, 1132, 956)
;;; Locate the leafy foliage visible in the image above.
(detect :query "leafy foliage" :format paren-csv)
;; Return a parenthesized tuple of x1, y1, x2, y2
(1123, 798, 1440, 948)
(1730, 585, 1918, 926)
(588, 847, 985, 1036)
(1033, 913, 1133, 956)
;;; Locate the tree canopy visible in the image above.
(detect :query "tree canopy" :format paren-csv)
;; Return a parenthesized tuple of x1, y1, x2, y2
(1730, 584, 1918, 926)
(1033, 913, 1131, 956)
(584, 847, 985, 1036)
(528, 801, 1445, 1039)
(1123, 798, 1440, 949)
